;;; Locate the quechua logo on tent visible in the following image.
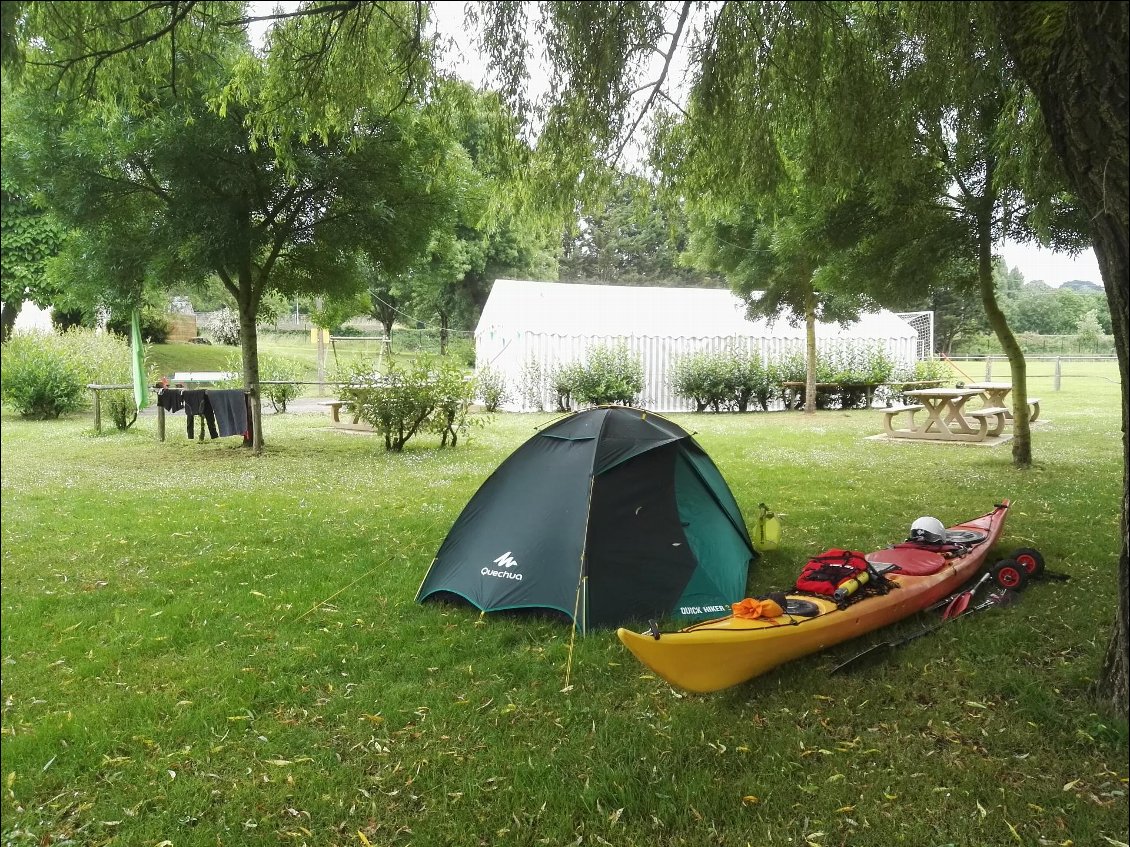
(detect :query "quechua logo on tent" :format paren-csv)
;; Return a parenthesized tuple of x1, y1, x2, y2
(482, 551, 523, 580)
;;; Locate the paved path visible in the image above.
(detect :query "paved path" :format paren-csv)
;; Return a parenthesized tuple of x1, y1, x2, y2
(139, 394, 337, 418)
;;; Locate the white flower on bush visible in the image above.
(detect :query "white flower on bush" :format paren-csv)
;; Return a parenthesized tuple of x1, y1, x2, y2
(204, 308, 241, 345)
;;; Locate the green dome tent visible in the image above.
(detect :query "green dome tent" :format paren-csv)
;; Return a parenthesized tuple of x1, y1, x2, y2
(416, 406, 757, 632)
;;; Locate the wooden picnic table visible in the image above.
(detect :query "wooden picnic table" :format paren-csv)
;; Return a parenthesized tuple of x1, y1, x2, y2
(882, 387, 1008, 442)
(966, 382, 1012, 407)
(965, 382, 1042, 422)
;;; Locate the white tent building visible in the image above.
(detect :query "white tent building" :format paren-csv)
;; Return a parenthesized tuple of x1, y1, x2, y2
(475, 280, 920, 412)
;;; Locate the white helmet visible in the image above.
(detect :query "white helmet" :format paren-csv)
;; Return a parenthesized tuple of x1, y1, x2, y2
(909, 516, 946, 544)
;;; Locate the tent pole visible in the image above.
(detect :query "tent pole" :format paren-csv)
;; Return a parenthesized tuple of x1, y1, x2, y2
(564, 575, 587, 690)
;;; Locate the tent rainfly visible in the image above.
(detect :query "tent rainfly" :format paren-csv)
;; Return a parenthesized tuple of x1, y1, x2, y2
(416, 406, 757, 631)
(475, 280, 920, 412)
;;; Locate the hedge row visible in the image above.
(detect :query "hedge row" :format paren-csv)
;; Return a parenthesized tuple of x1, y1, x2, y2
(0, 328, 143, 425)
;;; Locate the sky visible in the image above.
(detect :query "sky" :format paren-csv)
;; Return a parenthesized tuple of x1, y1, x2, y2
(996, 243, 1100, 286)
(247, 2, 1104, 288)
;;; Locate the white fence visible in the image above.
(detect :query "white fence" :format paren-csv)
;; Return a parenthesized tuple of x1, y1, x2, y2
(482, 332, 918, 413)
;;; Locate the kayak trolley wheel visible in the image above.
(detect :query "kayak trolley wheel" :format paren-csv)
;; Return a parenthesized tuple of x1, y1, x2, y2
(991, 559, 1029, 591)
(1011, 547, 1045, 577)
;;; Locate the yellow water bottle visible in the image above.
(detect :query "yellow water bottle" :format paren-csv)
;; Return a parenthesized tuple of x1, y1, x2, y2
(833, 570, 871, 602)
(754, 503, 781, 552)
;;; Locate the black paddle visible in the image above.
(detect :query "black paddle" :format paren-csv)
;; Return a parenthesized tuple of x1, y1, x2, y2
(829, 588, 1019, 674)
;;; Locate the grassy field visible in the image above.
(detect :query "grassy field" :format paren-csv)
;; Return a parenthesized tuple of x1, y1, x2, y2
(1, 360, 1126, 846)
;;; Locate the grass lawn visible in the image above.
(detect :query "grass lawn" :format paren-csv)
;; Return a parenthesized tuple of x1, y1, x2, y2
(1, 361, 1126, 846)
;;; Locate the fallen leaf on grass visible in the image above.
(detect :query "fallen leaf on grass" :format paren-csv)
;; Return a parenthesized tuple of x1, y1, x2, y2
(741, 796, 760, 806)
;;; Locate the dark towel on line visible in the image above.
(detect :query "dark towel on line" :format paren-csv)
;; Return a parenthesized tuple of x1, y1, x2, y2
(207, 389, 249, 438)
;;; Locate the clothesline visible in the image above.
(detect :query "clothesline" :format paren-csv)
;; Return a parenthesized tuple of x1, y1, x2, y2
(156, 387, 251, 445)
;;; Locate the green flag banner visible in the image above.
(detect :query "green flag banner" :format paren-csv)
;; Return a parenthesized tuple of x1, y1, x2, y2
(131, 310, 149, 410)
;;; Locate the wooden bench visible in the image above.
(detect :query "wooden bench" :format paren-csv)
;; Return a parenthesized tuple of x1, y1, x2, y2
(966, 406, 1008, 438)
(882, 403, 925, 436)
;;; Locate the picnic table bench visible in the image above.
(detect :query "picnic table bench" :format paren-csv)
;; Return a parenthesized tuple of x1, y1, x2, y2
(881, 403, 925, 435)
(880, 388, 1008, 443)
(169, 371, 236, 384)
(321, 400, 361, 424)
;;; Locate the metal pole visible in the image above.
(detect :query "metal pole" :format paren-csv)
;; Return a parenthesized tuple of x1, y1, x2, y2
(315, 296, 325, 393)
(317, 327, 326, 393)
(984, 356, 992, 380)
(1054, 357, 1061, 391)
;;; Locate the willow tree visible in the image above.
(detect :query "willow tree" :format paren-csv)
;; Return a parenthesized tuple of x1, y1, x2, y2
(475, 0, 1126, 708)
(989, 0, 1128, 713)
(683, 192, 876, 415)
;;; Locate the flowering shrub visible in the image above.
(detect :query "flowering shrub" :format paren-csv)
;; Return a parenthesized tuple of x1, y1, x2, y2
(671, 348, 776, 412)
(1, 331, 87, 419)
(517, 359, 546, 411)
(570, 343, 644, 408)
(475, 365, 509, 412)
(223, 352, 306, 412)
(204, 307, 241, 345)
(340, 356, 480, 451)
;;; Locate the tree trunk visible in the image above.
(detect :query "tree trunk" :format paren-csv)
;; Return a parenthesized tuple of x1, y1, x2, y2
(804, 286, 817, 415)
(992, 0, 1129, 714)
(379, 314, 395, 355)
(975, 197, 1031, 467)
(237, 281, 264, 453)
(382, 320, 394, 359)
(1, 300, 21, 341)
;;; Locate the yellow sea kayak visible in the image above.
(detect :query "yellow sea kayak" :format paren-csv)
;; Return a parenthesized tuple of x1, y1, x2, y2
(616, 501, 1012, 693)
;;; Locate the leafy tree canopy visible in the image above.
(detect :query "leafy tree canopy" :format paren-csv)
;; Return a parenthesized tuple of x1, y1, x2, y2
(559, 169, 718, 287)
(3, 14, 466, 450)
